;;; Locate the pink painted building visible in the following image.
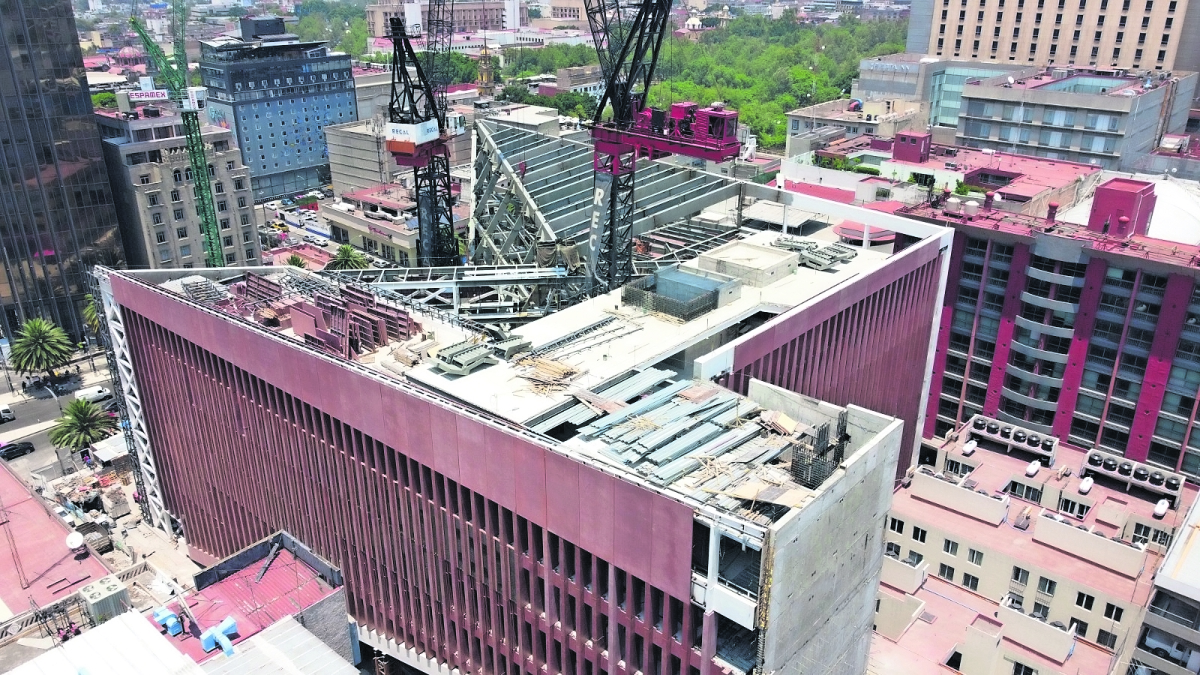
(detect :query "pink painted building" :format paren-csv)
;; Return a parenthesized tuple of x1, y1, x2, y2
(94, 206, 951, 674)
(908, 176, 1200, 482)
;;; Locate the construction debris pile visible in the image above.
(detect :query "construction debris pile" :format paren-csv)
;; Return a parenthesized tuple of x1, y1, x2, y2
(514, 358, 583, 394)
(571, 379, 848, 525)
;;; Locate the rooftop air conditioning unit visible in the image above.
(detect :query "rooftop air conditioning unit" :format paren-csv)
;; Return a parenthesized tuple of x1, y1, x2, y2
(80, 575, 129, 625)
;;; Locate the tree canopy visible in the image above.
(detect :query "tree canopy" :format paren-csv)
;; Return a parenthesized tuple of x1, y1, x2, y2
(325, 245, 370, 270)
(9, 318, 74, 378)
(498, 16, 907, 148)
(500, 86, 598, 120)
(294, 0, 372, 57)
(50, 400, 117, 452)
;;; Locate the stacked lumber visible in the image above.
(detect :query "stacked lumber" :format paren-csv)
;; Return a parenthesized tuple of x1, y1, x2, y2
(516, 358, 582, 394)
(758, 410, 798, 435)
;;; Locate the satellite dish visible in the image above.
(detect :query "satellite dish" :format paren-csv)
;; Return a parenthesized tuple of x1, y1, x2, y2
(66, 532, 85, 550)
(1007, 76, 1015, 85)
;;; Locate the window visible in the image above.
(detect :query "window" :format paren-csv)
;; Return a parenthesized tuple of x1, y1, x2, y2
(939, 563, 955, 580)
(217, 200, 227, 212)
(226, 253, 236, 264)
(1097, 629, 1117, 649)
(246, 247, 255, 260)
(1012, 566, 1030, 585)
(1033, 601, 1051, 618)
(214, 181, 224, 194)
(241, 214, 251, 226)
(944, 540, 959, 556)
(1076, 592, 1094, 610)
(173, 208, 184, 221)
(1104, 603, 1123, 622)
(913, 527, 927, 544)
(223, 236, 233, 247)
(1012, 662, 1037, 675)
(237, 197, 247, 208)
(220, 218, 230, 230)
(176, 227, 188, 239)
(234, 178, 245, 190)
(155, 231, 166, 244)
(886, 542, 901, 556)
(968, 549, 984, 565)
(152, 212, 163, 225)
(1038, 577, 1057, 596)
(180, 245, 191, 257)
(1071, 618, 1088, 637)
(243, 231, 252, 243)
(889, 518, 904, 534)
(962, 573, 979, 591)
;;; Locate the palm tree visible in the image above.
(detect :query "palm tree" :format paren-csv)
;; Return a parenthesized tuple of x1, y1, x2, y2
(9, 318, 74, 380)
(285, 254, 307, 269)
(82, 294, 101, 335)
(49, 399, 117, 452)
(325, 244, 370, 270)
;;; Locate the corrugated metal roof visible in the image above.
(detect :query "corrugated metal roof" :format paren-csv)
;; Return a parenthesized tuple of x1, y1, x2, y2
(201, 616, 357, 675)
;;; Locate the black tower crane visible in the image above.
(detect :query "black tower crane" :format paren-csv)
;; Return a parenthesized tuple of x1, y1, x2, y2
(387, 15, 459, 267)
(583, 0, 740, 292)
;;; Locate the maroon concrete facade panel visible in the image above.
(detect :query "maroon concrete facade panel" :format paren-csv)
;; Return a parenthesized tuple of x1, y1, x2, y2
(110, 275, 702, 675)
(726, 240, 945, 473)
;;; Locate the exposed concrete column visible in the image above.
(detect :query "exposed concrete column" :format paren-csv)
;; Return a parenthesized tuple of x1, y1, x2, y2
(706, 523, 720, 592)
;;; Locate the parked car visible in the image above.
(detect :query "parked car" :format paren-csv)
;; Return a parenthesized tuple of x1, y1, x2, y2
(0, 404, 13, 423)
(372, 259, 390, 268)
(302, 235, 318, 244)
(75, 386, 113, 403)
(0, 441, 35, 460)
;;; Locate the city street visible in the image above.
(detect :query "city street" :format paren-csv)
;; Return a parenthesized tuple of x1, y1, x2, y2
(0, 360, 115, 484)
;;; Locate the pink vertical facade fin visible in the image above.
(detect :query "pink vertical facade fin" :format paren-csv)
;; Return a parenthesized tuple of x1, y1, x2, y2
(982, 242, 1032, 416)
(1126, 274, 1194, 462)
(1052, 259, 1109, 439)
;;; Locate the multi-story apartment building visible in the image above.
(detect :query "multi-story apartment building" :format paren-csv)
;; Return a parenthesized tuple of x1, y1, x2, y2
(94, 207, 952, 675)
(366, 0, 526, 37)
(1127, 496, 1200, 675)
(906, 0, 1200, 72)
(905, 171, 1200, 481)
(784, 99, 926, 156)
(876, 415, 1197, 674)
(853, 56, 1197, 165)
(96, 102, 261, 269)
(956, 68, 1197, 169)
(200, 17, 357, 201)
(0, 0, 126, 339)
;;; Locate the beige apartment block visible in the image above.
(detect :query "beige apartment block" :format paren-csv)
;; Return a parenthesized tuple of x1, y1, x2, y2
(906, 0, 1200, 72)
(873, 415, 1198, 674)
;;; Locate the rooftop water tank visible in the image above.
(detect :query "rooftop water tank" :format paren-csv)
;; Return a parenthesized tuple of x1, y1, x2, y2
(1078, 477, 1094, 494)
(1025, 460, 1040, 477)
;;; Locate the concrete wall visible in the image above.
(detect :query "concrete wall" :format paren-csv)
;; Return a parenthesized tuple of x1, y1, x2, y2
(758, 392, 903, 675)
(325, 122, 393, 196)
(296, 587, 356, 665)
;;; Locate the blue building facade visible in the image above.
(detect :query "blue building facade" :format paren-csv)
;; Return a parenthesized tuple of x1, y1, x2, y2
(200, 18, 357, 201)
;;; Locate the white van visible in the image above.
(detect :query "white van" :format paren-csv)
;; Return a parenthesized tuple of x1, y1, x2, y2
(75, 386, 113, 403)
(0, 404, 13, 422)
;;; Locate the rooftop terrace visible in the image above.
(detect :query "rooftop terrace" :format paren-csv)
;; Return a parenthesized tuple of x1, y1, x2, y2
(896, 417, 1196, 605)
(114, 192, 945, 530)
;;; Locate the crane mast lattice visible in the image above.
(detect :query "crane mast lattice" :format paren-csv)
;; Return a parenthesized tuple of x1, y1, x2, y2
(387, 14, 458, 268)
(583, 0, 741, 292)
(130, 1, 223, 268)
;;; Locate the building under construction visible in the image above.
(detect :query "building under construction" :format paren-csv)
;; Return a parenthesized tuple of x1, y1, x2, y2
(94, 122, 952, 675)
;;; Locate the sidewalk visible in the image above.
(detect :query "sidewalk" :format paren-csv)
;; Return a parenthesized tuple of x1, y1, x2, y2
(0, 419, 55, 445)
(0, 358, 114, 409)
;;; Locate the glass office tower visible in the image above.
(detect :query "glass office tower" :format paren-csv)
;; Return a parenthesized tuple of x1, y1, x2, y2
(0, 0, 125, 341)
